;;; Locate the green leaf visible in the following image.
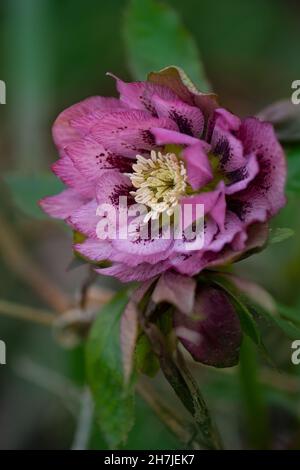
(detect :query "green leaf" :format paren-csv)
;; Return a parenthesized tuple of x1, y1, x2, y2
(212, 274, 300, 344)
(255, 303, 300, 341)
(269, 227, 294, 244)
(271, 316, 300, 340)
(235, 291, 300, 341)
(124, 0, 211, 91)
(239, 337, 268, 448)
(135, 333, 160, 377)
(207, 274, 261, 346)
(4, 172, 64, 219)
(277, 302, 300, 326)
(86, 290, 135, 448)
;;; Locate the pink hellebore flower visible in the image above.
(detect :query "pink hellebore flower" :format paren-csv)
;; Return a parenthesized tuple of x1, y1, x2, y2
(40, 67, 286, 367)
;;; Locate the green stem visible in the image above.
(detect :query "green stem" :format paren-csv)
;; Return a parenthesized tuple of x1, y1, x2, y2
(239, 336, 269, 449)
(138, 305, 223, 450)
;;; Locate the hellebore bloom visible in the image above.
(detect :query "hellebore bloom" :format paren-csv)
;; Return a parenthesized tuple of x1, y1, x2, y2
(40, 67, 286, 283)
(40, 67, 286, 367)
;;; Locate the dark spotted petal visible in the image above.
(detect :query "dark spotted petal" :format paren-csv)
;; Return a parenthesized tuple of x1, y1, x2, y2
(235, 117, 287, 218)
(225, 153, 259, 195)
(148, 66, 218, 122)
(151, 94, 204, 137)
(95, 170, 133, 208)
(65, 137, 132, 184)
(89, 110, 177, 157)
(174, 286, 242, 367)
(211, 109, 245, 172)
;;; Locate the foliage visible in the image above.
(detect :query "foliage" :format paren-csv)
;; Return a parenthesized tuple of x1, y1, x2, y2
(86, 291, 135, 448)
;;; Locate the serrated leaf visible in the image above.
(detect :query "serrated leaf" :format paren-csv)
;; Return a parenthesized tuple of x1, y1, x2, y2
(124, 0, 211, 91)
(4, 172, 64, 219)
(86, 290, 135, 448)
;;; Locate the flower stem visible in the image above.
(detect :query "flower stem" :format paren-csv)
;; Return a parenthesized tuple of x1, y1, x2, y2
(0, 299, 55, 326)
(239, 336, 269, 449)
(136, 379, 201, 449)
(138, 304, 223, 450)
(71, 388, 94, 450)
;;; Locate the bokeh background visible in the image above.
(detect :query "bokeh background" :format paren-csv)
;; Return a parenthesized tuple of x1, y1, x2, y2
(0, 0, 300, 449)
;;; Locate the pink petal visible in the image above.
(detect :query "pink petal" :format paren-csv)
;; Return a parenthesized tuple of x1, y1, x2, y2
(68, 200, 99, 238)
(52, 154, 95, 198)
(74, 239, 113, 262)
(211, 127, 245, 172)
(209, 108, 245, 172)
(173, 216, 218, 254)
(225, 153, 259, 195)
(170, 252, 206, 276)
(182, 142, 213, 190)
(213, 108, 241, 132)
(180, 182, 226, 230)
(112, 236, 172, 261)
(112, 75, 177, 114)
(152, 127, 199, 146)
(90, 110, 178, 157)
(235, 117, 287, 218)
(152, 271, 196, 315)
(148, 66, 218, 122)
(206, 222, 269, 268)
(53, 96, 127, 148)
(65, 137, 132, 184)
(97, 261, 170, 282)
(207, 211, 246, 253)
(151, 94, 204, 137)
(96, 171, 132, 207)
(39, 188, 88, 220)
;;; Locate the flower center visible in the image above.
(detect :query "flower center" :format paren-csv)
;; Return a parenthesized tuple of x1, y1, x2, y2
(129, 150, 187, 222)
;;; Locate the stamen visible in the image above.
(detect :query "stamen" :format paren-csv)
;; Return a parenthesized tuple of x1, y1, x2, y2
(128, 150, 187, 222)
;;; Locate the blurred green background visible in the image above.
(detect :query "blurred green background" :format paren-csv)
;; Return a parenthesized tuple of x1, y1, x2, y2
(0, 0, 300, 450)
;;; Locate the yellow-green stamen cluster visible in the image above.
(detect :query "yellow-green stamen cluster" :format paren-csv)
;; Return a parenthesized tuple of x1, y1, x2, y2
(129, 150, 187, 223)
